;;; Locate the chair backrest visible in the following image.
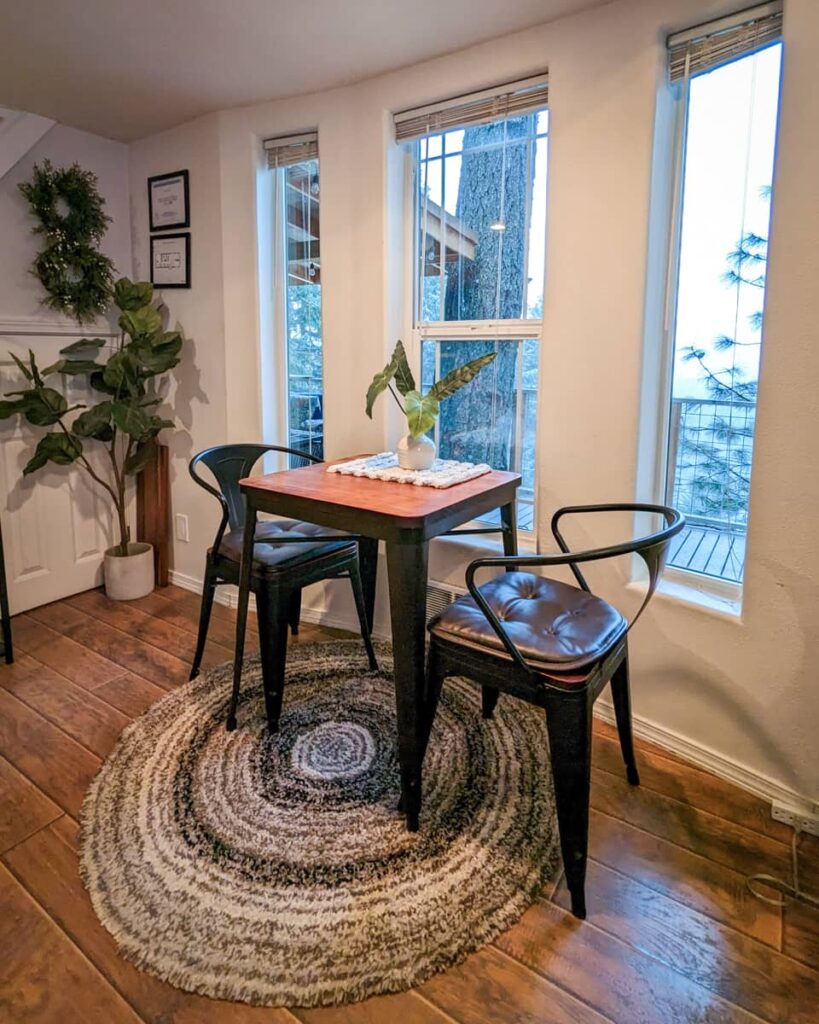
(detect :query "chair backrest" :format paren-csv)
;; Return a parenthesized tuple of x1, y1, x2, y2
(464, 503, 685, 675)
(189, 444, 320, 533)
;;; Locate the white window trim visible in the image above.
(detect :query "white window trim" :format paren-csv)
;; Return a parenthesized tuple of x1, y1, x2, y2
(262, 157, 325, 457)
(650, 39, 779, 604)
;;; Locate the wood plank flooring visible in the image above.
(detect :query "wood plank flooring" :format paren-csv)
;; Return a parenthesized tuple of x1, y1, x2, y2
(0, 584, 816, 1023)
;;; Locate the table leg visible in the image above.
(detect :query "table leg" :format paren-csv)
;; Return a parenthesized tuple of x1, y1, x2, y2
(357, 536, 378, 632)
(500, 498, 518, 560)
(385, 539, 429, 832)
(482, 498, 519, 719)
(227, 501, 258, 731)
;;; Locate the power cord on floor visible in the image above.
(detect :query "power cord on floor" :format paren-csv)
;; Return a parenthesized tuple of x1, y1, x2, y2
(747, 827, 819, 909)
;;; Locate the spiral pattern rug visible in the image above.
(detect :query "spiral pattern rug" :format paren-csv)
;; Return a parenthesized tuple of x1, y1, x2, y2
(80, 641, 559, 1007)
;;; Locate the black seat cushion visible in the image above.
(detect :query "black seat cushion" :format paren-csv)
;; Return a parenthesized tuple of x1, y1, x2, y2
(214, 520, 356, 573)
(428, 571, 627, 672)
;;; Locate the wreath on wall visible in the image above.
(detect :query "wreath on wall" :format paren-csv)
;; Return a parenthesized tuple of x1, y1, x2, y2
(18, 160, 115, 324)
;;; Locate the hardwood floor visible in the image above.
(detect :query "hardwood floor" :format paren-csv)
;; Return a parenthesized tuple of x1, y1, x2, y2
(1, 584, 816, 1023)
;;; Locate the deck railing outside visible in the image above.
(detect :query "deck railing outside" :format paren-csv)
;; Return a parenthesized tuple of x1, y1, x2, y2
(665, 396, 755, 583)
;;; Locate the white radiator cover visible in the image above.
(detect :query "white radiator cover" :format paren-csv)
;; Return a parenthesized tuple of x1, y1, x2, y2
(426, 581, 466, 624)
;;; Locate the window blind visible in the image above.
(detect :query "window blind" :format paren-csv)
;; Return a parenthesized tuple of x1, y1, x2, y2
(263, 131, 318, 169)
(668, 1, 783, 83)
(393, 73, 548, 142)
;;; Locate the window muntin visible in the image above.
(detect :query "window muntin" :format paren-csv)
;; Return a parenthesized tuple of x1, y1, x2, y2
(412, 110, 548, 531)
(282, 159, 323, 459)
(664, 43, 781, 584)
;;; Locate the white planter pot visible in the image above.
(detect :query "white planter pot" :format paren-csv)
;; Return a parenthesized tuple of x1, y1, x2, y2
(104, 542, 155, 601)
(397, 433, 436, 471)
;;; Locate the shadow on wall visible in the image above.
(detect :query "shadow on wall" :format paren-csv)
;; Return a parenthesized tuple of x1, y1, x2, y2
(165, 319, 208, 471)
(640, 584, 813, 797)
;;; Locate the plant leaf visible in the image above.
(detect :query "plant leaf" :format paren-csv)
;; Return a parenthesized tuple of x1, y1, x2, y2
(119, 304, 161, 340)
(0, 398, 26, 419)
(392, 340, 416, 397)
(429, 352, 497, 401)
(114, 278, 154, 311)
(21, 387, 68, 426)
(72, 401, 113, 441)
(112, 401, 151, 440)
(9, 352, 33, 382)
(60, 338, 107, 359)
(28, 350, 44, 387)
(404, 390, 439, 438)
(365, 357, 398, 419)
(89, 368, 119, 395)
(132, 333, 183, 375)
(124, 441, 155, 476)
(102, 349, 140, 393)
(23, 432, 82, 474)
(42, 358, 102, 377)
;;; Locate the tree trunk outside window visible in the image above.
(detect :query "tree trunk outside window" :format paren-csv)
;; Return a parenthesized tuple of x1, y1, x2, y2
(438, 117, 535, 470)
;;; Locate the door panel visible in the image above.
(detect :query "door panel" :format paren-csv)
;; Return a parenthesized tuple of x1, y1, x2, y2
(0, 324, 123, 614)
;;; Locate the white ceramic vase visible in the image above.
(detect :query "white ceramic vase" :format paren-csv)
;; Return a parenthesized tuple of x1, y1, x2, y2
(104, 541, 155, 601)
(397, 433, 436, 471)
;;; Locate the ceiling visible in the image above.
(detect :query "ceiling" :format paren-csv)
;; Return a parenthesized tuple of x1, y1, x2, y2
(0, 0, 606, 142)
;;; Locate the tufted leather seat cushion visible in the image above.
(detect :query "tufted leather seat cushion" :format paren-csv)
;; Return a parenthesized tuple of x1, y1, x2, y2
(214, 520, 355, 573)
(429, 571, 626, 673)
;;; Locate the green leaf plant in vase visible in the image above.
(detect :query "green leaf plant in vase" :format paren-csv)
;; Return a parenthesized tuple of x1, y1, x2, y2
(0, 277, 183, 600)
(365, 340, 496, 471)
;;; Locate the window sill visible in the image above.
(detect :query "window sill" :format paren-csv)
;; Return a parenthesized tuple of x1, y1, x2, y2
(433, 526, 537, 555)
(627, 569, 743, 622)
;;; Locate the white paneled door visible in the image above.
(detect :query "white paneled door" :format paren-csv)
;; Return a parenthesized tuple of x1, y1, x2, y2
(0, 321, 120, 614)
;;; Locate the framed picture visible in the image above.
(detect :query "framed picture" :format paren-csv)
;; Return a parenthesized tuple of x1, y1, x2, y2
(150, 233, 191, 288)
(148, 169, 189, 231)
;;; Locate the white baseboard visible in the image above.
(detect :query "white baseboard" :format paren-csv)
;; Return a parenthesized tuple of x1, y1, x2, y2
(168, 570, 391, 640)
(594, 700, 818, 816)
(169, 569, 813, 814)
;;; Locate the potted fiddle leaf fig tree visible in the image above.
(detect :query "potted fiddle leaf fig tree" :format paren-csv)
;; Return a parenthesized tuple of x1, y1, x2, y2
(366, 340, 496, 470)
(0, 277, 183, 600)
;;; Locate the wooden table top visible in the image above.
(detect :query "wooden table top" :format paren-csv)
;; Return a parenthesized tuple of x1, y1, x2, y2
(240, 457, 520, 538)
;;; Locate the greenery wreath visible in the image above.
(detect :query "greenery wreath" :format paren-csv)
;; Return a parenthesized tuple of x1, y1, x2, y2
(19, 160, 115, 324)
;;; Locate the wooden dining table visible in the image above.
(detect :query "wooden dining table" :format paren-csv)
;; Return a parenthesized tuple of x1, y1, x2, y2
(231, 456, 521, 830)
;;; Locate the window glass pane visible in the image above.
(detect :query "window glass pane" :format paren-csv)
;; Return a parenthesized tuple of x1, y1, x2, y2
(284, 159, 323, 459)
(665, 44, 781, 584)
(423, 338, 538, 531)
(526, 135, 548, 318)
(415, 111, 548, 323)
(445, 129, 464, 154)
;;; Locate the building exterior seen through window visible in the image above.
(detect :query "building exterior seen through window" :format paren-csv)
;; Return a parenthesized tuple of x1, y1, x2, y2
(283, 159, 323, 460)
(413, 110, 548, 531)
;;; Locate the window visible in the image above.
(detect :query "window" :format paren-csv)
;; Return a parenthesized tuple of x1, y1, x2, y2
(662, 4, 782, 585)
(399, 77, 549, 531)
(265, 133, 323, 459)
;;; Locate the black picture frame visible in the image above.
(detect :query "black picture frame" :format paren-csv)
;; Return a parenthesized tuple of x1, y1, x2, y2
(148, 169, 190, 231)
(150, 232, 191, 289)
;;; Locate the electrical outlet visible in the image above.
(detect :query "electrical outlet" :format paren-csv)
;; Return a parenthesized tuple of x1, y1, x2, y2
(772, 801, 819, 836)
(175, 513, 189, 543)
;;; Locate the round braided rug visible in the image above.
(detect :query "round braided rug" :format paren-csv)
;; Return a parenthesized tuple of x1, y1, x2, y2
(80, 640, 559, 1007)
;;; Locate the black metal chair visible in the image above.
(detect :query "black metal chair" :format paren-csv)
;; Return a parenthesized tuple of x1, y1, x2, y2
(425, 503, 684, 919)
(189, 444, 378, 731)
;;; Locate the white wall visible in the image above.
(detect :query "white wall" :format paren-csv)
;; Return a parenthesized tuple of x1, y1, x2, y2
(128, 114, 228, 582)
(129, 0, 819, 807)
(0, 123, 131, 317)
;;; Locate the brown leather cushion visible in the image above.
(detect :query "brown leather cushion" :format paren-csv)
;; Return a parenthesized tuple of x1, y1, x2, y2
(215, 520, 355, 573)
(429, 571, 626, 672)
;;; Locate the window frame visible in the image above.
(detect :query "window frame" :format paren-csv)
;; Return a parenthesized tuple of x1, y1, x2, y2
(403, 119, 547, 539)
(269, 155, 325, 460)
(653, 41, 782, 600)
